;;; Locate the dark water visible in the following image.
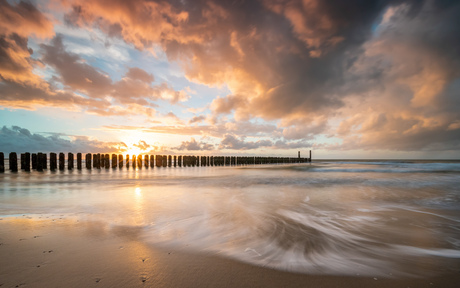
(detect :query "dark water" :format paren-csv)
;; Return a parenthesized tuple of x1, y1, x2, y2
(1, 160, 460, 277)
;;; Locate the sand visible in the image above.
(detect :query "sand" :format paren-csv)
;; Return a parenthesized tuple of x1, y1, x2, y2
(1, 216, 460, 288)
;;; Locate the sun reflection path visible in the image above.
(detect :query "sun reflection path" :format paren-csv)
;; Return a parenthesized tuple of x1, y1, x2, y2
(132, 186, 145, 226)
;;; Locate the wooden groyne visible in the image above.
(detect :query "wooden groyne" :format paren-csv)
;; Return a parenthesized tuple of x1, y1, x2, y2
(0, 151, 311, 172)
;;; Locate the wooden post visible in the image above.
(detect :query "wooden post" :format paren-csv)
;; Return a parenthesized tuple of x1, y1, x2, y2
(178, 155, 182, 167)
(68, 153, 74, 170)
(174, 155, 177, 167)
(155, 155, 160, 167)
(150, 155, 154, 168)
(162, 155, 167, 167)
(42, 153, 47, 169)
(9, 152, 18, 172)
(0, 152, 4, 173)
(37, 152, 43, 171)
(32, 153, 37, 169)
(168, 155, 172, 167)
(144, 155, 149, 168)
(50, 153, 57, 171)
(24, 152, 30, 171)
(126, 154, 130, 169)
(96, 154, 101, 169)
(111, 154, 116, 169)
(119, 154, 123, 169)
(309, 150, 312, 162)
(77, 153, 82, 170)
(137, 155, 142, 169)
(20, 153, 25, 170)
(85, 153, 91, 169)
(132, 155, 136, 168)
(104, 154, 109, 169)
(58, 153, 64, 170)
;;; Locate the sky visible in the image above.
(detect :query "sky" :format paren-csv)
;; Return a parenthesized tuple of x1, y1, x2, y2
(0, 0, 459, 159)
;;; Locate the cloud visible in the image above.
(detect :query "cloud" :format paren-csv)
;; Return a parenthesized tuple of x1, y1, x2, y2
(0, 0, 54, 39)
(331, 0, 460, 151)
(175, 137, 214, 151)
(188, 115, 206, 124)
(40, 35, 113, 98)
(133, 140, 150, 151)
(0, 125, 126, 153)
(219, 134, 273, 150)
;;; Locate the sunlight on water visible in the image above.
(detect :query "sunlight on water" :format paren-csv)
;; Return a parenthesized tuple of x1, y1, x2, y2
(1, 161, 460, 277)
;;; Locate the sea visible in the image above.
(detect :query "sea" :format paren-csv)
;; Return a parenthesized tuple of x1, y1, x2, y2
(1, 160, 460, 278)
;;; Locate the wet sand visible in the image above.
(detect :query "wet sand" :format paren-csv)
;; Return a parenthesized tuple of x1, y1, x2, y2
(1, 216, 459, 288)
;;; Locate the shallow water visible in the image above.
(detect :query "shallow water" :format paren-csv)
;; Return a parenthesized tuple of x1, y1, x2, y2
(1, 160, 460, 277)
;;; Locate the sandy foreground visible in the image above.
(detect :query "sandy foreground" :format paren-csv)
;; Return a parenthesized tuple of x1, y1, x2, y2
(1, 216, 459, 288)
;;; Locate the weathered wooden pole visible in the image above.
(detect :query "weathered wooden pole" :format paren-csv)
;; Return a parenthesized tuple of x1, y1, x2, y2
(174, 155, 177, 167)
(168, 155, 172, 167)
(144, 155, 149, 168)
(155, 155, 161, 167)
(178, 155, 182, 167)
(92, 154, 97, 168)
(68, 153, 74, 170)
(9, 152, 18, 172)
(110, 154, 116, 169)
(32, 153, 37, 169)
(96, 154, 101, 169)
(0, 152, 4, 173)
(132, 155, 137, 168)
(42, 153, 47, 169)
(137, 155, 142, 169)
(85, 153, 91, 169)
(20, 153, 25, 170)
(150, 155, 154, 168)
(119, 154, 123, 169)
(104, 154, 109, 169)
(24, 152, 31, 171)
(59, 153, 65, 170)
(162, 155, 167, 167)
(309, 150, 312, 162)
(50, 153, 57, 171)
(37, 152, 44, 171)
(77, 153, 82, 170)
(8, 152, 18, 172)
(126, 154, 130, 168)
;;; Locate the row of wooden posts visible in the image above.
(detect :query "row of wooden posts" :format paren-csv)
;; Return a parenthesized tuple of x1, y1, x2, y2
(0, 151, 312, 172)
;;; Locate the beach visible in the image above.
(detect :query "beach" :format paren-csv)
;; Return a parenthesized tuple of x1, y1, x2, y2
(1, 161, 460, 287)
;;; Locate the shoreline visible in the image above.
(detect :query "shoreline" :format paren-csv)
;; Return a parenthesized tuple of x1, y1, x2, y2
(1, 217, 460, 288)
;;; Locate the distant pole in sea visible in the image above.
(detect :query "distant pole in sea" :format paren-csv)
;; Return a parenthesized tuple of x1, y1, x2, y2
(0, 152, 4, 173)
(77, 153, 82, 170)
(137, 155, 142, 169)
(126, 154, 130, 169)
(119, 154, 123, 169)
(9, 152, 18, 172)
(85, 153, 91, 169)
(112, 154, 117, 169)
(37, 152, 43, 171)
(31, 153, 37, 169)
(59, 153, 65, 170)
(50, 153, 57, 171)
(68, 153, 74, 170)
(24, 152, 31, 172)
(309, 150, 312, 162)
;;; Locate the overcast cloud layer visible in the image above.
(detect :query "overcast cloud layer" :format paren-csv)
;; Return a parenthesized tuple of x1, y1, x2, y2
(0, 0, 459, 156)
